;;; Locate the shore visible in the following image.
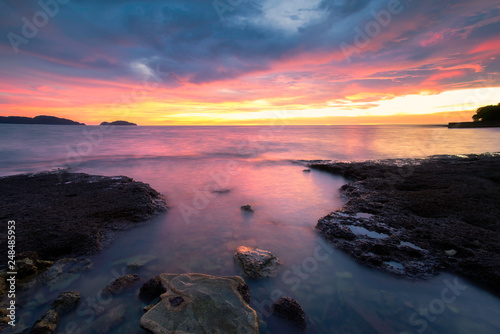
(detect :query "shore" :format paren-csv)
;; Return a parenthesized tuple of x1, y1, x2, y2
(448, 121, 500, 128)
(308, 153, 500, 295)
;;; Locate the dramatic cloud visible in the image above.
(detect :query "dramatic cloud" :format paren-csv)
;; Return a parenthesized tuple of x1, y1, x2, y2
(0, 0, 499, 124)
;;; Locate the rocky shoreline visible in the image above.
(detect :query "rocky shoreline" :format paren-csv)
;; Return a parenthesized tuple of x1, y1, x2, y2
(0, 171, 167, 262)
(308, 153, 500, 295)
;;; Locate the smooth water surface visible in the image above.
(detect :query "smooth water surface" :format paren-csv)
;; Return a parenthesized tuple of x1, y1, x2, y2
(1, 125, 499, 334)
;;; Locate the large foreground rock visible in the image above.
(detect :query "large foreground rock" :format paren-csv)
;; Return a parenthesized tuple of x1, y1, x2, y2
(234, 246, 281, 279)
(309, 153, 500, 295)
(0, 171, 167, 261)
(139, 273, 258, 334)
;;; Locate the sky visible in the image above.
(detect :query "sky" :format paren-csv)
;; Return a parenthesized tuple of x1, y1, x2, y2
(1, 0, 500, 125)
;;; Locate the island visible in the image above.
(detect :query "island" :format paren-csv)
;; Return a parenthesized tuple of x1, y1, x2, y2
(0, 115, 85, 125)
(100, 120, 137, 126)
(449, 103, 500, 128)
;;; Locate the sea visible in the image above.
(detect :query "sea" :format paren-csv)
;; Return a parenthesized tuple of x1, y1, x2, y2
(1, 124, 500, 334)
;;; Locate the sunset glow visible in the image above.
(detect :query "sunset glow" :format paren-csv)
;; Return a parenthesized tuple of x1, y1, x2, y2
(1, 0, 500, 125)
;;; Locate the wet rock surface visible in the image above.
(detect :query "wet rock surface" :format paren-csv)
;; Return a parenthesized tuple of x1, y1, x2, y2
(31, 309, 59, 334)
(51, 291, 81, 314)
(102, 274, 140, 295)
(139, 276, 167, 301)
(39, 257, 93, 291)
(31, 291, 81, 334)
(272, 297, 306, 330)
(309, 153, 500, 295)
(234, 246, 281, 279)
(0, 171, 167, 262)
(139, 273, 259, 334)
(15, 252, 54, 280)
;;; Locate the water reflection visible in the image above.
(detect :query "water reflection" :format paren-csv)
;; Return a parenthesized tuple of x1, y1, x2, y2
(2, 125, 500, 333)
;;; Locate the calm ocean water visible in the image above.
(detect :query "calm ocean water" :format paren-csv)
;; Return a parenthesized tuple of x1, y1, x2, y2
(1, 124, 500, 334)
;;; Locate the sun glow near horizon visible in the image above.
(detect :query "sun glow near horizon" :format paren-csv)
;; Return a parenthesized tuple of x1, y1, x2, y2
(79, 86, 500, 125)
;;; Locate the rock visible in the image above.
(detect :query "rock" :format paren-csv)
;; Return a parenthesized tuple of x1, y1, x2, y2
(40, 258, 92, 290)
(14, 253, 54, 281)
(29, 291, 80, 334)
(139, 276, 167, 301)
(51, 291, 81, 314)
(125, 255, 156, 269)
(0, 308, 9, 332)
(103, 274, 140, 295)
(234, 246, 281, 279)
(16, 258, 39, 279)
(139, 273, 258, 334)
(237, 282, 251, 304)
(0, 273, 6, 297)
(272, 297, 306, 330)
(36, 260, 55, 272)
(213, 189, 230, 193)
(31, 309, 59, 334)
(241, 204, 254, 212)
(0, 171, 167, 263)
(309, 153, 500, 294)
(143, 304, 155, 312)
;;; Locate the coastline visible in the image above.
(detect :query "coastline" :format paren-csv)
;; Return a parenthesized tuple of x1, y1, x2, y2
(0, 152, 499, 332)
(308, 153, 500, 295)
(0, 171, 167, 262)
(448, 121, 500, 128)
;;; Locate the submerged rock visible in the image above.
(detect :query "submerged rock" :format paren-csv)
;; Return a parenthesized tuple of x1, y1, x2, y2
(126, 255, 156, 269)
(234, 246, 281, 279)
(112, 254, 156, 270)
(31, 309, 59, 334)
(40, 258, 92, 290)
(51, 291, 81, 314)
(102, 274, 140, 295)
(91, 304, 126, 334)
(272, 297, 306, 330)
(30, 290, 81, 334)
(139, 273, 258, 334)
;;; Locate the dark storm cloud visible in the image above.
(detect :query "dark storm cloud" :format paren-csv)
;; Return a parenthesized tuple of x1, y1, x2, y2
(0, 0, 499, 90)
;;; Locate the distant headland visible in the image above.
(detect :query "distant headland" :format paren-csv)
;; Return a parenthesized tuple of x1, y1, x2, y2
(100, 120, 137, 126)
(449, 103, 500, 128)
(0, 115, 85, 125)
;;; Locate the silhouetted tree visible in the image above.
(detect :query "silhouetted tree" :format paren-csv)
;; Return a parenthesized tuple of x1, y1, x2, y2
(472, 103, 500, 122)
